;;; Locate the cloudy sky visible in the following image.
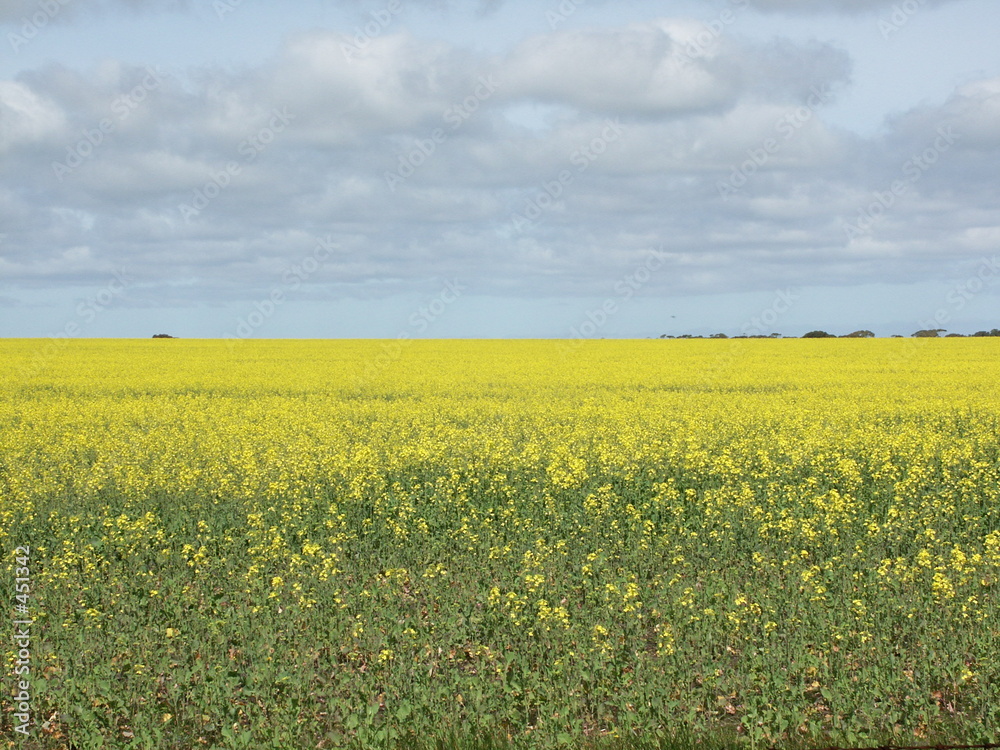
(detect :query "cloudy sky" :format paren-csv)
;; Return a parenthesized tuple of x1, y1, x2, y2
(1, 0, 998, 339)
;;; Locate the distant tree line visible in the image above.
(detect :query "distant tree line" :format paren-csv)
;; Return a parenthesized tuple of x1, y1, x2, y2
(657, 329, 1000, 339)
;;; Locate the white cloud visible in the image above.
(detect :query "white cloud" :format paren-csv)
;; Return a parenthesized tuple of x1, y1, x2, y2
(501, 22, 737, 115)
(0, 79, 65, 153)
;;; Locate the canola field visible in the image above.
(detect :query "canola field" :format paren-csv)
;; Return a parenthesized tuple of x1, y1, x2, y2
(2, 338, 1000, 749)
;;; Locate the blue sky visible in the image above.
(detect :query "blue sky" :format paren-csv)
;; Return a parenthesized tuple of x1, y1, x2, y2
(1, 0, 998, 339)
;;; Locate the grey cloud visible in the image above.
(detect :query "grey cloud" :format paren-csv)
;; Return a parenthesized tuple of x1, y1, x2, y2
(499, 22, 850, 117)
(258, 31, 486, 142)
(746, 0, 956, 12)
(886, 77, 1000, 151)
(0, 20, 997, 308)
(0, 0, 186, 25)
(330, 0, 963, 16)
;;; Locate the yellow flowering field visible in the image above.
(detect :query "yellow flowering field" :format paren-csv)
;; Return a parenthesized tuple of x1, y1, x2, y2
(1, 338, 999, 748)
